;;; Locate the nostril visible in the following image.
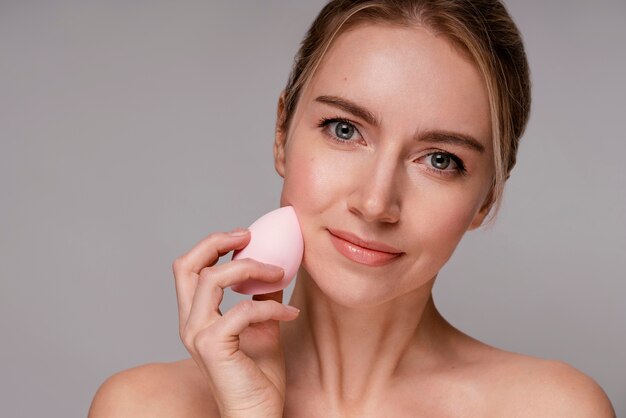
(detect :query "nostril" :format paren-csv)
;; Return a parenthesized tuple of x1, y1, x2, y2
(346, 172, 402, 223)
(347, 197, 400, 224)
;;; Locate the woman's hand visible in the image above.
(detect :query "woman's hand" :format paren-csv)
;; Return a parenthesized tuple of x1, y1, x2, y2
(173, 228, 300, 418)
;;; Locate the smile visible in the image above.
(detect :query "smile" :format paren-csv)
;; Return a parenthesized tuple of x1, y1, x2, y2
(327, 229, 403, 267)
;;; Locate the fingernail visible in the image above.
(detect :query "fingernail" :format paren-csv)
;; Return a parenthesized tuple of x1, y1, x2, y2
(285, 305, 300, 313)
(229, 228, 249, 236)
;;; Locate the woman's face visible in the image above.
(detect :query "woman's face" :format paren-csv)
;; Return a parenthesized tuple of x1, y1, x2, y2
(274, 24, 494, 307)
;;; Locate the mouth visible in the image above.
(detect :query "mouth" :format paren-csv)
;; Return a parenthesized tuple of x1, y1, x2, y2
(327, 228, 403, 267)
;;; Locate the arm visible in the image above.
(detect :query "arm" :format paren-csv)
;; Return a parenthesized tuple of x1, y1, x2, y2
(501, 360, 616, 418)
(89, 370, 140, 417)
(541, 361, 616, 418)
(88, 362, 221, 418)
(88, 364, 162, 418)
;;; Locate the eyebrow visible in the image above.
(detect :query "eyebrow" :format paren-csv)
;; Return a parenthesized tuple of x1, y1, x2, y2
(418, 130, 486, 154)
(315, 95, 382, 127)
(314, 94, 486, 154)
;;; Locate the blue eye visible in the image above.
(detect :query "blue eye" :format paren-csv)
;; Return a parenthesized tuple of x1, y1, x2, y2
(430, 152, 454, 170)
(317, 117, 361, 143)
(422, 151, 467, 178)
(334, 121, 355, 140)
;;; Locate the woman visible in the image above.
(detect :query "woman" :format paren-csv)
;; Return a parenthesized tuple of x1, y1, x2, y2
(90, 1, 616, 416)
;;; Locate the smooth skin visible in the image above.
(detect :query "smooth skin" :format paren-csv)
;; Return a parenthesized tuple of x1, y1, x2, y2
(89, 24, 616, 417)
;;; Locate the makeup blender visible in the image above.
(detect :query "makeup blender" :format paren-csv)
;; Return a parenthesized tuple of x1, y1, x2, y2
(230, 206, 304, 295)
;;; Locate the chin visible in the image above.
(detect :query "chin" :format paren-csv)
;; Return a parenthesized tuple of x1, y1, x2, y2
(297, 257, 407, 309)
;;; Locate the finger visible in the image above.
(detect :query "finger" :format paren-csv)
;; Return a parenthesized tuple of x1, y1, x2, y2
(175, 229, 251, 274)
(173, 229, 250, 334)
(185, 258, 285, 333)
(216, 299, 300, 338)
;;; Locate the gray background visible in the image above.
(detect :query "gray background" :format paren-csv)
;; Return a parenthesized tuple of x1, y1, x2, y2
(1, 1, 624, 416)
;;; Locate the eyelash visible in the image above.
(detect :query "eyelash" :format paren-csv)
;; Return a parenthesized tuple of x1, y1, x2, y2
(316, 116, 468, 178)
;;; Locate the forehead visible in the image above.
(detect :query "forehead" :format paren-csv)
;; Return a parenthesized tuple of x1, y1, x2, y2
(300, 23, 492, 147)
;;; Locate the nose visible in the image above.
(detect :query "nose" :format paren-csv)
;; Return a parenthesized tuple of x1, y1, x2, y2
(346, 153, 402, 224)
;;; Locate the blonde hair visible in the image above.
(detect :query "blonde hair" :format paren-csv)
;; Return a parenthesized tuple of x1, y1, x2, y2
(278, 0, 531, 227)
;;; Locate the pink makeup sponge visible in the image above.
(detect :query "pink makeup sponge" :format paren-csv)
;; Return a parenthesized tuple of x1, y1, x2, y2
(230, 206, 304, 295)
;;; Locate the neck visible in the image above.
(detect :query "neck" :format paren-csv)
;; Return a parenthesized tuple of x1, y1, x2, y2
(281, 268, 452, 408)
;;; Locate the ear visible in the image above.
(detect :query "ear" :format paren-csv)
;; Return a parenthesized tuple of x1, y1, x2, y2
(467, 185, 495, 231)
(273, 91, 288, 178)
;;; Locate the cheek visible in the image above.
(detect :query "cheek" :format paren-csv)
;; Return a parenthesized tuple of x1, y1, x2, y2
(440, 187, 478, 227)
(279, 144, 349, 213)
(279, 147, 337, 271)
(428, 198, 474, 239)
(412, 185, 483, 264)
(279, 154, 320, 210)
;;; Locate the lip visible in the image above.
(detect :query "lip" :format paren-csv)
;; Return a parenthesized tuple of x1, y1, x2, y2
(327, 228, 403, 267)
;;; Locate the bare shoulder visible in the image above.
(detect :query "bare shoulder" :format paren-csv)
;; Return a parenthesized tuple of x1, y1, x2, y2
(88, 359, 219, 418)
(486, 352, 616, 418)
